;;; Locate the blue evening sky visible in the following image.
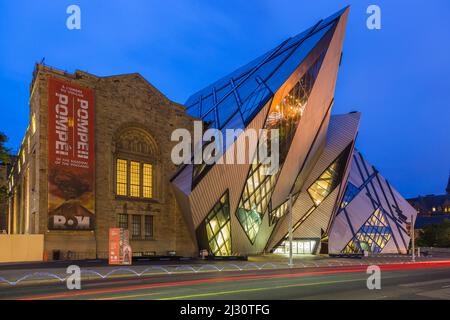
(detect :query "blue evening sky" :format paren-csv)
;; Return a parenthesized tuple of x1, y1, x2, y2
(0, 0, 449, 198)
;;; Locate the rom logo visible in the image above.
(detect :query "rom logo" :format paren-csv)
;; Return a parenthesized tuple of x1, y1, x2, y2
(66, 5, 81, 30)
(53, 215, 90, 229)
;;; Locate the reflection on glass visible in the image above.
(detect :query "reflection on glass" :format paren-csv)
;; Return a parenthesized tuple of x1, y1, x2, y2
(342, 208, 392, 254)
(340, 182, 360, 209)
(236, 53, 326, 242)
(307, 146, 349, 207)
(204, 193, 232, 256)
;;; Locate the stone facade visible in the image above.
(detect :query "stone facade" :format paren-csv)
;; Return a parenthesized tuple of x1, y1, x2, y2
(7, 64, 198, 259)
(0, 163, 8, 233)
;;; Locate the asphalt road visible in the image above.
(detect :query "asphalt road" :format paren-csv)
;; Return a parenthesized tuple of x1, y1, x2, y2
(1, 261, 450, 300)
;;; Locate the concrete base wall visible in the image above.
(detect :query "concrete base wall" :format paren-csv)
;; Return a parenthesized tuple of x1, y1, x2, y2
(0, 235, 44, 263)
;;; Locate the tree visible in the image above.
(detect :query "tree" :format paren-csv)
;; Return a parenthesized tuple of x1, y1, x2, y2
(417, 219, 450, 248)
(0, 132, 10, 164)
(0, 132, 11, 201)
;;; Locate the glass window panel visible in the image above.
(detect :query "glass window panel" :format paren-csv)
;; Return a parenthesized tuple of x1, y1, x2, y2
(132, 215, 141, 239)
(217, 93, 239, 129)
(186, 101, 201, 118)
(117, 214, 128, 230)
(143, 164, 153, 199)
(130, 161, 141, 197)
(144, 215, 153, 239)
(202, 192, 231, 256)
(116, 159, 128, 196)
(342, 208, 392, 254)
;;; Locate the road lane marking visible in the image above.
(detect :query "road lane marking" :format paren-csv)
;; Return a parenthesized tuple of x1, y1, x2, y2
(90, 274, 361, 300)
(18, 260, 450, 300)
(18, 269, 369, 300)
(400, 278, 450, 288)
(158, 278, 367, 300)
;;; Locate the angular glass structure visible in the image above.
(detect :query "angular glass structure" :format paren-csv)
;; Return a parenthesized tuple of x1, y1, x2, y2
(342, 208, 392, 254)
(340, 182, 360, 209)
(198, 192, 232, 256)
(236, 53, 327, 244)
(173, 7, 414, 257)
(269, 201, 289, 226)
(307, 145, 350, 207)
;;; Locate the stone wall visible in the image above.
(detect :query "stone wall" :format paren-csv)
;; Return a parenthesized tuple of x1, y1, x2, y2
(18, 64, 198, 259)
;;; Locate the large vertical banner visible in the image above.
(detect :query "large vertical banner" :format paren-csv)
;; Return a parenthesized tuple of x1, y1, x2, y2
(47, 78, 95, 230)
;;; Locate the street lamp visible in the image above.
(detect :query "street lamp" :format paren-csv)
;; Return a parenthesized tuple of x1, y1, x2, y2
(411, 213, 416, 262)
(288, 193, 293, 267)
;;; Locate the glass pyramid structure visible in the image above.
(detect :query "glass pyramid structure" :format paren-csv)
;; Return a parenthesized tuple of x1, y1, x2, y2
(172, 7, 371, 257)
(184, 7, 349, 131)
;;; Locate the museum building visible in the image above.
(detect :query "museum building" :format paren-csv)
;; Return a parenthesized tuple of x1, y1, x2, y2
(5, 7, 417, 260)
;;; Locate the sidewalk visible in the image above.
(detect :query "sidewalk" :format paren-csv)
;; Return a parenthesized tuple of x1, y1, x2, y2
(0, 254, 445, 287)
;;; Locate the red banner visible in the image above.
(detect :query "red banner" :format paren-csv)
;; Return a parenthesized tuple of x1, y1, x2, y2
(47, 78, 95, 230)
(109, 228, 132, 265)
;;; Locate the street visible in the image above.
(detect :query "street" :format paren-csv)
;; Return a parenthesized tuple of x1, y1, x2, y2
(1, 260, 450, 300)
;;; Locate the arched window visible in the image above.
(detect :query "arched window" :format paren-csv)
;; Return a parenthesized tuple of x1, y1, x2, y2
(114, 127, 159, 200)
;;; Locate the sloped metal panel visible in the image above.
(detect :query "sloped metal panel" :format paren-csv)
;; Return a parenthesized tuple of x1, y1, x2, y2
(171, 163, 193, 196)
(172, 7, 352, 256)
(293, 187, 340, 239)
(189, 100, 271, 229)
(267, 113, 359, 250)
(271, 10, 349, 208)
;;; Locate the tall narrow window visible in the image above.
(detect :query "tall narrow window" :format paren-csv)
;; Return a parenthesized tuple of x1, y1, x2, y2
(144, 215, 153, 239)
(143, 164, 153, 199)
(132, 215, 141, 239)
(116, 159, 128, 196)
(130, 161, 141, 197)
(202, 192, 231, 256)
(117, 214, 128, 229)
(31, 113, 36, 134)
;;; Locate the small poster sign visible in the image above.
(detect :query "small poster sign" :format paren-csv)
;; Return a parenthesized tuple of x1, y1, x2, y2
(109, 228, 132, 265)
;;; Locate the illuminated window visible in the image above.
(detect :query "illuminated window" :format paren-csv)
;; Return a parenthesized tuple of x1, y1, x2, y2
(237, 161, 276, 244)
(144, 215, 153, 239)
(236, 53, 327, 242)
(115, 128, 158, 199)
(116, 159, 154, 199)
(31, 113, 36, 134)
(342, 208, 392, 254)
(274, 239, 318, 255)
(117, 214, 128, 229)
(203, 192, 231, 256)
(269, 201, 289, 226)
(265, 52, 326, 164)
(143, 164, 153, 199)
(308, 146, 350, 207)
(116, 159, 128, 196)
(130, 161, 141, 197)
(132, 215, 141, 239)
(340, 182, 360, 209)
